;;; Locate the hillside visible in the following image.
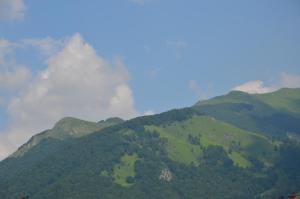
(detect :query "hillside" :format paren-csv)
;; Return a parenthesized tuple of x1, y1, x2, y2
(11, 117, 124, 158)
(0, 89, 300, 199)
(194, 88, 300, 138)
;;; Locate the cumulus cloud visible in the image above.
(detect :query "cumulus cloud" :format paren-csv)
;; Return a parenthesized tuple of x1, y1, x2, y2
(0, 37, 65, 66)
(22, 37, 66, 58)
(0, 39, 30, 92)
(280, 73, 300, 88)
(0, 39, 12, 54)
(144, 110, 155, 116)
(233, 80, 276, 94)
(0, 39, 16, 61)
(0, 0, 26, 21)
(233, 73, 300, 94)
(0, 66, 31, 90)
(0, 33, 138, 160)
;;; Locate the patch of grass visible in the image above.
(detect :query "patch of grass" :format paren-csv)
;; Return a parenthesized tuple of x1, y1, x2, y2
(146, 115, 276, 168)
(113, 154, 138, 187)
(145, 125, 202, 165)
(228, 152, 252, 168)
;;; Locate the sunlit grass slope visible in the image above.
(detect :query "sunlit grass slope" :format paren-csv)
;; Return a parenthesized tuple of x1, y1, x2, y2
(146, 115, 276, 168)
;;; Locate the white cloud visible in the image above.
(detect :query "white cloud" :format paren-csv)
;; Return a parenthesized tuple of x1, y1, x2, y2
(0, 39, 30, 92)
(0, 37, 65, 68)
(233, 73, 300, 94)
(233, 80, 276, 94)
(0, 39, 12, 54)
(0, 39, 17, 61)
(0, 33, 138, 160)
(22, 37, 66, 58)
(0, 66, 31, 90)
(280, 73, 300, 88)
(0, 0, 26, 21)
(144, 110, 155, 116)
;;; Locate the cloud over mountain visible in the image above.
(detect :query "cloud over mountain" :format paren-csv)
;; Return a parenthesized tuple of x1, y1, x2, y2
(0, 33, 138, 160)
(233, 73, 300, 94)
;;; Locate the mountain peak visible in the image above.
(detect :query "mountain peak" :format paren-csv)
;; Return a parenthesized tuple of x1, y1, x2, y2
(53, 117, 87, 130)
(194, 90, 252, 107)
(11, 117, 122, 158)
(100, 117, 124, 124)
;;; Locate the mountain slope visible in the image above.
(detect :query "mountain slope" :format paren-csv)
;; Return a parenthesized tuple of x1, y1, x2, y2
(195, 88, 300, 113)
(144, 115, 276, 167)
(0, 90, 300, 199)
(254, 88, 300, 114)
(193, 88, 300, 138)
(11, 117, 124, 158)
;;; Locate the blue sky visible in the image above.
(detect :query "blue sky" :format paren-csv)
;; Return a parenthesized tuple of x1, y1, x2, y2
(0, 0, 300, 158)
(0, 0, 299, 111)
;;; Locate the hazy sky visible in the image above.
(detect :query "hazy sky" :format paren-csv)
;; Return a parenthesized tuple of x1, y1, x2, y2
(0, 0, 300, 158)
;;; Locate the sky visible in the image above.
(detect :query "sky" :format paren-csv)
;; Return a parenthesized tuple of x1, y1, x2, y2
(0, 0, 300, 159)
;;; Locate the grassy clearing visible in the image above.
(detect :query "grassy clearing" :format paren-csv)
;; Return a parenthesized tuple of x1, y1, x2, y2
(113, 154, 138, 187)
(145, 125, 202, 165)
(228, 152, 252, 168)
(145, 115, 275, 168)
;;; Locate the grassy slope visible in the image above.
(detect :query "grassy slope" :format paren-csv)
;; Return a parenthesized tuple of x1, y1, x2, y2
(195, 88, 300, 113)
(195, 90, 254, 107)
(113, 154, 139, 187)
(254, 88, 300, 114)
(196, 88, 300, 115)
(145, 125, 202, 165)
(193, 88, 300, 138)
(146, 115, 275, 168)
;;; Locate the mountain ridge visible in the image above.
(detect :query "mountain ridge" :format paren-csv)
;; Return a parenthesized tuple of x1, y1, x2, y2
(11, 117, 124, 158)
(193, 88, 300, 138)
(1, 88, 300, 199)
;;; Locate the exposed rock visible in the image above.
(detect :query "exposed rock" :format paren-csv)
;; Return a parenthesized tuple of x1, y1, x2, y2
(159, 168, 172, 182)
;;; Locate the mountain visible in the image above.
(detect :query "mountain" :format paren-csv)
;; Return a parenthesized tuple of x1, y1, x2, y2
(11, 117, 124, 158)
(194, 88, 300, 138)
(0, 89, 300, 199)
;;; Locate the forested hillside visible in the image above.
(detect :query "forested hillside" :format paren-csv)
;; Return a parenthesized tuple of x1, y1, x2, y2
(0, 89, 300, 199)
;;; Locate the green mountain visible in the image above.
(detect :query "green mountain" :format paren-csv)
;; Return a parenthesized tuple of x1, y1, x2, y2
(194, 88, 300, 138)
(11, 117, 124, 158)
(0, 89, 300, 199)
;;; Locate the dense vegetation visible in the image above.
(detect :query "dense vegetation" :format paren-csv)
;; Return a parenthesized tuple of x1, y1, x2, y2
(0, 88, 300, 199)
